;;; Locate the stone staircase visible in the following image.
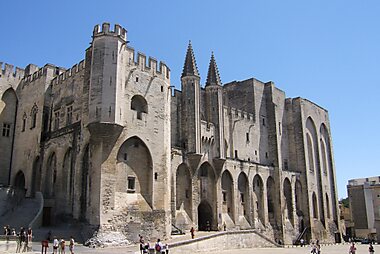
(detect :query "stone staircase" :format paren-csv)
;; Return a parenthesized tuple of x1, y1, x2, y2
(0, 196, 40, 230)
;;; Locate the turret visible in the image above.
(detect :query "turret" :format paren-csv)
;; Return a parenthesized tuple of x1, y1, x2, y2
(205, 52, 225, 158)
(181, 41, 201, 153)
(88, 23, 127, 125)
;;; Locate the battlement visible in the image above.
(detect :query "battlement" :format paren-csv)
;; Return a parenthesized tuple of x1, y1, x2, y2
(125, 46, 170, 80)
(93, 23, 127, 41)
(20, 64, 57, 87)
(225, 106, 255, 123)
(0, 62, 25, 80)
(52, 60, 86, 85)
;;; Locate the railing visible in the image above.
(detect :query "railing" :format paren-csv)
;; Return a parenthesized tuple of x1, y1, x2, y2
(294, 227, 309, 245)
(171, 224, 184, 235)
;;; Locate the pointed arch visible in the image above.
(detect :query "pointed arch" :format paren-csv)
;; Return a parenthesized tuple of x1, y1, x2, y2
(238, 172, 249, 221)
(63, 148, 73, 213)
(131, 95, 148, 120)
(0, 88, 18, 184)
(176, 163, 192, 217)
(117, 136, 153, 207)
(30, 103, 38, 129)
(80, 145, 90, 221)
(306, 117, 325, 225)
(312, 192, 318, 219)
(325, 193, 330, 219)
(221, 169, 234, 221)
(283, 178, 294, 225)
(14, 170, 26, 190)
(45, 152, 57, 198)
(197, 162, 216, 230)
(253, 174, 264, 223)
(320, 123, 338, 223)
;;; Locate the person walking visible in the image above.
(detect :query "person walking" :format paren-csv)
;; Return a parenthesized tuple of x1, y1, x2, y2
(15, 233, 21, 253)
(27, 227, 33, 251)
(53, 236, 59, 254)
(369, 243, 375, 254)
(69, 236, 75, 254)
(155, 239, 163, 254)
(139, 234, 145, 254)
(349, 243, 357, 254)
(190, 227, 195, 239)
(60, 238, 66, 254)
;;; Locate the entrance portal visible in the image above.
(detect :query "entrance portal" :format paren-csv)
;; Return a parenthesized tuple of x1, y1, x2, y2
(198, 201, 213, 231)
(14, 171, 25, 190)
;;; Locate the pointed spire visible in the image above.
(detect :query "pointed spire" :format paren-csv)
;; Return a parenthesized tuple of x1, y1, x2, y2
(181, 41, 200, 78)
(206, 52, 222, 87)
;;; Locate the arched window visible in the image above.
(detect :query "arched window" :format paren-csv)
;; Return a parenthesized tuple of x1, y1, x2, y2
(131, 95, 148, 120)
(30, 103, 38, 129)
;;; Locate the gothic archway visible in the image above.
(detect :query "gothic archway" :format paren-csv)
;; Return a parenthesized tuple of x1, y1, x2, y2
(238, 172, 249, 221)
(176, 164, 192, 217)
(283, 178, 294, 224)
(116, 136, 153, 207)
(45, 153, 57, 198)
(253, 174, 264, 223)
(221, 170, 234, 221)
(198, 200, 213, 231)
(14, 171, 25, 190)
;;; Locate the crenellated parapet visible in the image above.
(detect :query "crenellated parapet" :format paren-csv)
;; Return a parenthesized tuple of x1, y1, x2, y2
(226, 106, 255, 123)
(125, 46, 170, 80)
(93, 22, 127, 41)
(51, 60, 86, 86)
(20, 64, 57, 88)
(0, 62, 25, 80)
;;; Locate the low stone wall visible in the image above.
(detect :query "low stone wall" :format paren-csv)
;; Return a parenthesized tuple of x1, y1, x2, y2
(170, 230, 277, 253)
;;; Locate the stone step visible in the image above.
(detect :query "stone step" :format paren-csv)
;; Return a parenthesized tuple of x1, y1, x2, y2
(0, 197, 40, 230)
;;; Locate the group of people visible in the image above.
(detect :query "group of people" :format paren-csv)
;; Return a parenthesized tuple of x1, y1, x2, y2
(348, 242, 375, 254)
(139, 235, 169, 254)
(49, 236, 75, 254)
(3, 225, 33, 253)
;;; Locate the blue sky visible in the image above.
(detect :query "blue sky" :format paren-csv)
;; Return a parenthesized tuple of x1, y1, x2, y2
(1, 0, 379, 198)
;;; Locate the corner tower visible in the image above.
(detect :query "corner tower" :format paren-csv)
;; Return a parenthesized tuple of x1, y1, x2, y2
(88, 23, 127, 125)
(205, 53, 225, 158)
(181, 42, 201, 153)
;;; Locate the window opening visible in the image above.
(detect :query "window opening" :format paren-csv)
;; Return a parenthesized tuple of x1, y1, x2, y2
(2, 123, 11, 137)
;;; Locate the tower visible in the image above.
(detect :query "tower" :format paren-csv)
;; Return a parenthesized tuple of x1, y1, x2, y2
(181, 42, 201, 154)
(205, 52, 225, 158)
(88, 23, 127, 126)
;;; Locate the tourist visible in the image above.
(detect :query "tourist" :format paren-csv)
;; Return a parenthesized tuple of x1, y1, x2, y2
(27, 227, 33, 251)
(69, 236, 75, 254)
(15, 233, 21, 253)
(369, 243, 374, 254)
(349, 243, 357, 254)
(300, 238, 305, 247)
(316, 242, 321, 254)
(190, 227, 195, 239)
(20, 227, 27, 252)
(139, 234, 145, 254)
(310, 241, 317, 254)
(12, 228, 16, 236)
(53, 236, 59, 254)
(165, 243, 169, 254)
(155, 239, 163, 254)
(60, 238, 66, 254)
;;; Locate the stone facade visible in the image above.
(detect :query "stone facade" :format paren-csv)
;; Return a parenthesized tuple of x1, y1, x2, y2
(347, 176, 380, 242)
(0, 23, 340, 244)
